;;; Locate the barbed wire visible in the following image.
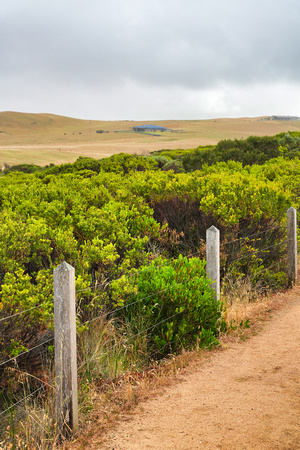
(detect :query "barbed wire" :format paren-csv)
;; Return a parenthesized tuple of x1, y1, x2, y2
(0, 216, 296, 446)
(1, 229, 281, 365)
(75, 256, 181, 295)
(77, 236, 290, 340)
(0, 227, 281, 324)
(0, 233, 290, 370)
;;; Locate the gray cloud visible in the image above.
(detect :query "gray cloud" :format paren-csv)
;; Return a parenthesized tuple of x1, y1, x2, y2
(1, 0, 300, 119)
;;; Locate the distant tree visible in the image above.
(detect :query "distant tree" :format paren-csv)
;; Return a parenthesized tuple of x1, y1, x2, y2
(3, 164, 42, 174)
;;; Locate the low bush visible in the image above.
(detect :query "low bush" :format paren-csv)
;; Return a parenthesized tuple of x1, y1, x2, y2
(118, 256, 223, 356)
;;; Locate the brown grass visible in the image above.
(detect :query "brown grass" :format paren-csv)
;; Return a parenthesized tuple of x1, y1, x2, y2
(1, 112, 300, 166)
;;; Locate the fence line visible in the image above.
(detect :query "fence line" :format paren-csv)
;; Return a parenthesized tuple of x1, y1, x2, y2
(0, 337, 54, 368)
(77, 275, 204, 378)
(75, 258, 180, 295)
(77, 233, 291, 368)
(220, 224, 283, 246)
(0, 240, 295, 366)
(287, 206, 298, 286)
(0, 385, 47, 417)
(0, 273, 201, 439)
(75, 250, 207, 295)
(80, 275, 200, 329)
(78, 321, 204, 403)
(206, 225, 220, 300)
(222, 255, 288, 279)
(131, 323, 209, 369)
(75, 226, 284, 294)
(207, 210, 297, 300)
(53, 262, 78, 437)
(220, 239, 289, 268)
(0, 378, 56, 449)
(0, 304, 47, 323)
(0, 207, 297, 445)
(80, 308, 187, 372)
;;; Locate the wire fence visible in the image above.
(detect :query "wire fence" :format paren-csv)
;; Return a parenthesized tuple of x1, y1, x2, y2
(80, 307, 187, 370)
(0, 379, 56, 450)
(0, 337, 54, 369)
(78, 275, 198, 329)
(76, 228, 291, 395)
(75, 228, 288, 303)
(0, 384, 47, 418)
(0, 229, 290, 371)
(220, 238, 289, 268)
(0, 210, 297, 447)
(77, 320, 203, 404)
(0, 304, 47, 324)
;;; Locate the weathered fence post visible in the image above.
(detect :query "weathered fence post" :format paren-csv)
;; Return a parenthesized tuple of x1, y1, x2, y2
(287, 207, 297, 287)
(206, 226, 220, 301)
(54, 262, 78, 437)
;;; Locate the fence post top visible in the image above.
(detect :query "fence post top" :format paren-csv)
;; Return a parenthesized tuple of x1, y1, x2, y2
(207, 225, 220, 234)
(287, 206, 297, 213)
(54, 261, 74, 274)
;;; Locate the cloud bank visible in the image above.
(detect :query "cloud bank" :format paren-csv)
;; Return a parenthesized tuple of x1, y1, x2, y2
(1, 0, 299, 119)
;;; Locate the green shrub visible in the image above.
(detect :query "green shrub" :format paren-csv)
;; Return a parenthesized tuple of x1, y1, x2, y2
(3, 164, 43, 175)
(119, 256, 223, 356)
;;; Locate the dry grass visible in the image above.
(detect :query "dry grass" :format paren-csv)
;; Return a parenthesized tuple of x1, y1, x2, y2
(2, 112, 300, 166)
(0, 369, 58, 450)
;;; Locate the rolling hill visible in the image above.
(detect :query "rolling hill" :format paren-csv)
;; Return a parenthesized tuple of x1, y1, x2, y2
(1, 111, 300, 167)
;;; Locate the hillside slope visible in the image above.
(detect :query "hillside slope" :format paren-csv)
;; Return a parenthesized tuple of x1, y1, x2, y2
(2, 112, 300, 166)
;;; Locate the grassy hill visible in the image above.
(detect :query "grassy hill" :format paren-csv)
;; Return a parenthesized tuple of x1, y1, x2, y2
(1, 111, 300, 167)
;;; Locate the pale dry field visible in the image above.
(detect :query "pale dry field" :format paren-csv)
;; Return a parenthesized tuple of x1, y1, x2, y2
(1, 112, 300, 166)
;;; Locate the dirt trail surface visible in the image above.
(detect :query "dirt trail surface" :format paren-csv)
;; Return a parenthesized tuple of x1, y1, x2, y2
(97, 293, 300, 450)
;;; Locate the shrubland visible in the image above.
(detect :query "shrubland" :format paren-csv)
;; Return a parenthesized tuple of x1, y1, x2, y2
(0, 132, 298, 447)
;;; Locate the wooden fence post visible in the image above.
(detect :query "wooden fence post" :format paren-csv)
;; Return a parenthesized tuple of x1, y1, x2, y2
(53, 262, 78, 437)
(287, 207, 297, 287)
(206, 226, 220, 301)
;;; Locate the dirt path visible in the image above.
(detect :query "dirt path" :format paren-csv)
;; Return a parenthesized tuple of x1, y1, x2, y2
(97, 293, 300, 450)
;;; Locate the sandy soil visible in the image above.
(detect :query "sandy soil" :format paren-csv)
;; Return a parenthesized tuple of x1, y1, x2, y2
(96, 292, 300, 449)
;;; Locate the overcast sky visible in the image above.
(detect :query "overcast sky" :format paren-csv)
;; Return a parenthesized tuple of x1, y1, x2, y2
(1, 0, 300, 120)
